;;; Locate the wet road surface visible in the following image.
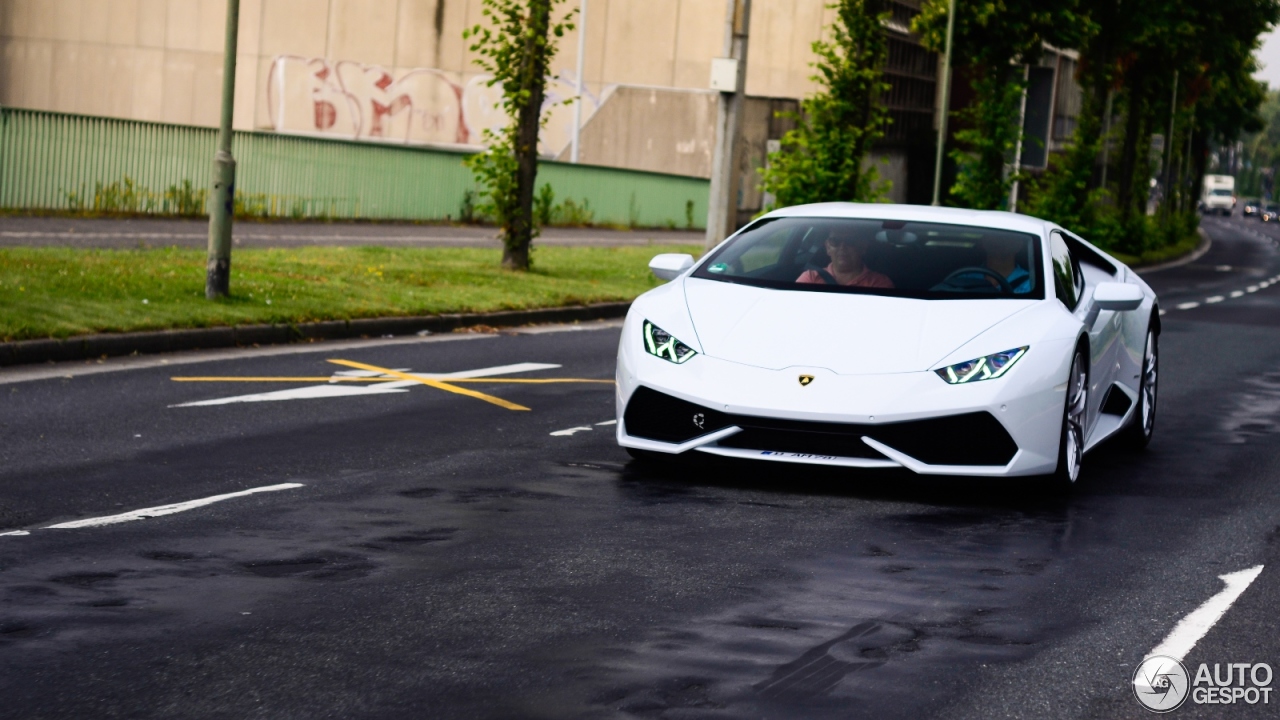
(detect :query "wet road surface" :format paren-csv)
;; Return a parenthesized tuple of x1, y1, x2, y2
(2, 216, 1280, 718)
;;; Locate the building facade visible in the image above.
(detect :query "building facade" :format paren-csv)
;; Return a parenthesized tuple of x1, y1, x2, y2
(0, 0, 1077, 211)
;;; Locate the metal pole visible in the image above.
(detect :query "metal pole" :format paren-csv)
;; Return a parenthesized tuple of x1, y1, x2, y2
(206, 0, 240, 299)
(570, 0, 587, 163)
(1162, 70, 1178, 214)
(1009, 64, 1029, 213)
(1100, 89, 1114, 190)
(705, 0, 752, 249)
(931, 0, 956, 206)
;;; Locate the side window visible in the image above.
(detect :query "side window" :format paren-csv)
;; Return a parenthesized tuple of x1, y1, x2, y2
(1050, 231, 1082, 309)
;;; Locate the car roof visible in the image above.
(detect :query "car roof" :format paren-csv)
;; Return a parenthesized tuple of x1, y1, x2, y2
(763, 202, 1052, 236)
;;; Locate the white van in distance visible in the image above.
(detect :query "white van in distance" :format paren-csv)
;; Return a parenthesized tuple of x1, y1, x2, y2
(1201, 175, 1236, 216)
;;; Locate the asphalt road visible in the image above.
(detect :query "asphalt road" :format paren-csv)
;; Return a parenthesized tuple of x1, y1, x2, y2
(3, 215, 1280, 719)
(0, 215, 703, 249)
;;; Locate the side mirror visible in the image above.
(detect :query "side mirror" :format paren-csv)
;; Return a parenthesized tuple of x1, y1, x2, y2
(1093, 281, 1144, 312)
(649, 253, 695, 281)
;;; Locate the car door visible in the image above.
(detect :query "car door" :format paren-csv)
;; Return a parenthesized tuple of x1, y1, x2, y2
(1050, 230, 1118, 441)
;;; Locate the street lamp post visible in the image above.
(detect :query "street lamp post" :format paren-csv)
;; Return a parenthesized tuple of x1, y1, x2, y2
(705, 0, 752, 250)
(931, 0, 956, 206)
(206, 0, 240, 299)
(571, 0, 588, 163)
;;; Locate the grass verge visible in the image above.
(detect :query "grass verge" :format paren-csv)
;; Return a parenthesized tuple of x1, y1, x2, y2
(1109, 229, 1203, 268)
(0, 245, 700, 342)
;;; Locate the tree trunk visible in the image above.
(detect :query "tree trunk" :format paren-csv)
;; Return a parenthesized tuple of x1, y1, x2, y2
(1116, 73, 1145, 223)
(502, 0, 554, 272)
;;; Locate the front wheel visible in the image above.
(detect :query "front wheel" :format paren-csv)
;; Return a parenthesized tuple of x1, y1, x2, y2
(1122, 326, 1158, 448)
(1050, 349, 1088, 488)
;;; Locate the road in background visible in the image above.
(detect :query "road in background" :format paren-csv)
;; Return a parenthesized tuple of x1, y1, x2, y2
(0, 215, 703, 249)
(1, 216, 1279, 719)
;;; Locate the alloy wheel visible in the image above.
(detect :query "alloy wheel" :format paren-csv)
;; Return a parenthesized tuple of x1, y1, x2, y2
(1140, 330, 1158, 437)
(1064, 353, 1088, 483)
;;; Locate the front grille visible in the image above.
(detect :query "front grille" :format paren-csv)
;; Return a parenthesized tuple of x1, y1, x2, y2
(624, 387, 1018, 466)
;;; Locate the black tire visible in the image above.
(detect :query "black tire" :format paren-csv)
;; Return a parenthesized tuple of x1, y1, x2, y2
(1049, 348, 1088, 489)
(1122, 325, 1158, 449)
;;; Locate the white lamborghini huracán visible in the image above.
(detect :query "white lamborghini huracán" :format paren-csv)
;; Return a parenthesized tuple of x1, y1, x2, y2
(615, 204, 1160, 485)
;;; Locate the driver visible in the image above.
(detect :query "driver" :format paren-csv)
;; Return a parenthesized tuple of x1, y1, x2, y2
(796, 226, 894, 288)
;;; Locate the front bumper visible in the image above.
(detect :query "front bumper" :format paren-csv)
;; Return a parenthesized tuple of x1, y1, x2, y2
(615, 330, 1075, 477)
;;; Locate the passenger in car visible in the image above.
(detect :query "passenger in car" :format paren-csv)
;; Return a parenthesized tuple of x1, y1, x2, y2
(940, 235, 1032, 293)
(795, 228, 895, 288)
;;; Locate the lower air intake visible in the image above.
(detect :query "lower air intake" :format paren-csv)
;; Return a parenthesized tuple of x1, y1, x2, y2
(623, 387, 1018, 466)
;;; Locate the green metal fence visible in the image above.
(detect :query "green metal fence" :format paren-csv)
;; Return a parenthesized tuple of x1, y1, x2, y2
(0, 107, 709, 229)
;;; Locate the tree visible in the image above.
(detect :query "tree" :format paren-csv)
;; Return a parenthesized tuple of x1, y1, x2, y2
(759, 0, 892, 208)
(1025, 0, 1277, 253)
(464, 0, 574, 270)
(914, 0, 1090, 209)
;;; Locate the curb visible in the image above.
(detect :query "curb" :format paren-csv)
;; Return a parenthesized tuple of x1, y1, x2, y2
(0, 302, 631, 368)
(1133, 227, 1212, 274)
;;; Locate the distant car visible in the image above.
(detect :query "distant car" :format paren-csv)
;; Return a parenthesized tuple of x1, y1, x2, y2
(1262, 204, 1280, 222)
(618, 204, 1160, 488)
(1243, 199, 1262, 218)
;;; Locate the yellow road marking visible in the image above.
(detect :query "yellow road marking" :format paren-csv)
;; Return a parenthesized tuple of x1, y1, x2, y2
(326, 359, 531, 411)
(171, 376, 612, 385)
(173, 377, 398, 383)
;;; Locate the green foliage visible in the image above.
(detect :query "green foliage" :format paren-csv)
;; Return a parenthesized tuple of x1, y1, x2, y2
(949, 74, 1026, 210)
(463, 0, 575, 270)
(759, 0, 892, 208)
(915, 0, 1090, 209)
(531, 183, 595, 226)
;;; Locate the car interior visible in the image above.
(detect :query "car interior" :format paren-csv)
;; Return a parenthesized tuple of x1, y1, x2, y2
(698, 219, 1047, 298)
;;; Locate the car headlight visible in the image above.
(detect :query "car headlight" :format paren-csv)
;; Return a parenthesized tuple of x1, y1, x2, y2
(642, 320, 697, 364)
(935, 346, 1028, 384)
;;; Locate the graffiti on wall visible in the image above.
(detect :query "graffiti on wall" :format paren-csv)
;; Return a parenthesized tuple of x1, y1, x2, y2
(266, 56, 608, 154)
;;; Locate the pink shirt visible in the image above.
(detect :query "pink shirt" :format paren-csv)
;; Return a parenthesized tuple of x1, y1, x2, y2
(796, 264, 895, 288)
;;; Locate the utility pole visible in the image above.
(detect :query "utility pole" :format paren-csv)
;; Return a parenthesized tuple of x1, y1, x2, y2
(1008, 64, 1030, 213)
(705, 0, 752, 250)
(1100, 89, 1114, 190)
(931, 0, 956, 206)
(570, 0, 588, 163)
(206, 0, 240, 299)
(1162, 70, 1178, 215)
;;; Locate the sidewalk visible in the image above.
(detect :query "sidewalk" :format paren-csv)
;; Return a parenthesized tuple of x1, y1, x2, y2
(0, 215, 704, 249)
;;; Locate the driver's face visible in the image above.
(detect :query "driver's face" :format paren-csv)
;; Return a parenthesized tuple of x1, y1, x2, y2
(826, 235, 868, 270)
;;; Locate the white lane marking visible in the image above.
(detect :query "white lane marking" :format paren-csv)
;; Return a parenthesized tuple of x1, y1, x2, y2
(550, 426, 593, 436)
(1158, 309, 1167, 316)
(0, 530, 30, 537)
(1247, 285, 1260, 293)
(44, 483, 305, 529)
(1147, 565, 1264, 661)
(172, 384, 411, 407)
(1205, 296, 1225, 304)
(331, 368, 410, 379)
(173, 363, 563, 407)
(1176, 301, 1200, 310)
(426, 363, 561, 379)
(595, 420, 617, 426)
(1231, 290, 1245, 298)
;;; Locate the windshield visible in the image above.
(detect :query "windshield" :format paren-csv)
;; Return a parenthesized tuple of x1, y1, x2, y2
(1211, 189, 1234, 197)
(693, 217, 1045, 300)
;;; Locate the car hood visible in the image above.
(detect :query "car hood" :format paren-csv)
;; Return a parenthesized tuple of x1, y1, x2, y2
(683, 278, 1037, 375)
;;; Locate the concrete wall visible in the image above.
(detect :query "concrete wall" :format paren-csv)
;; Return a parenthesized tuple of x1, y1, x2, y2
(0, 0, 837, 154)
